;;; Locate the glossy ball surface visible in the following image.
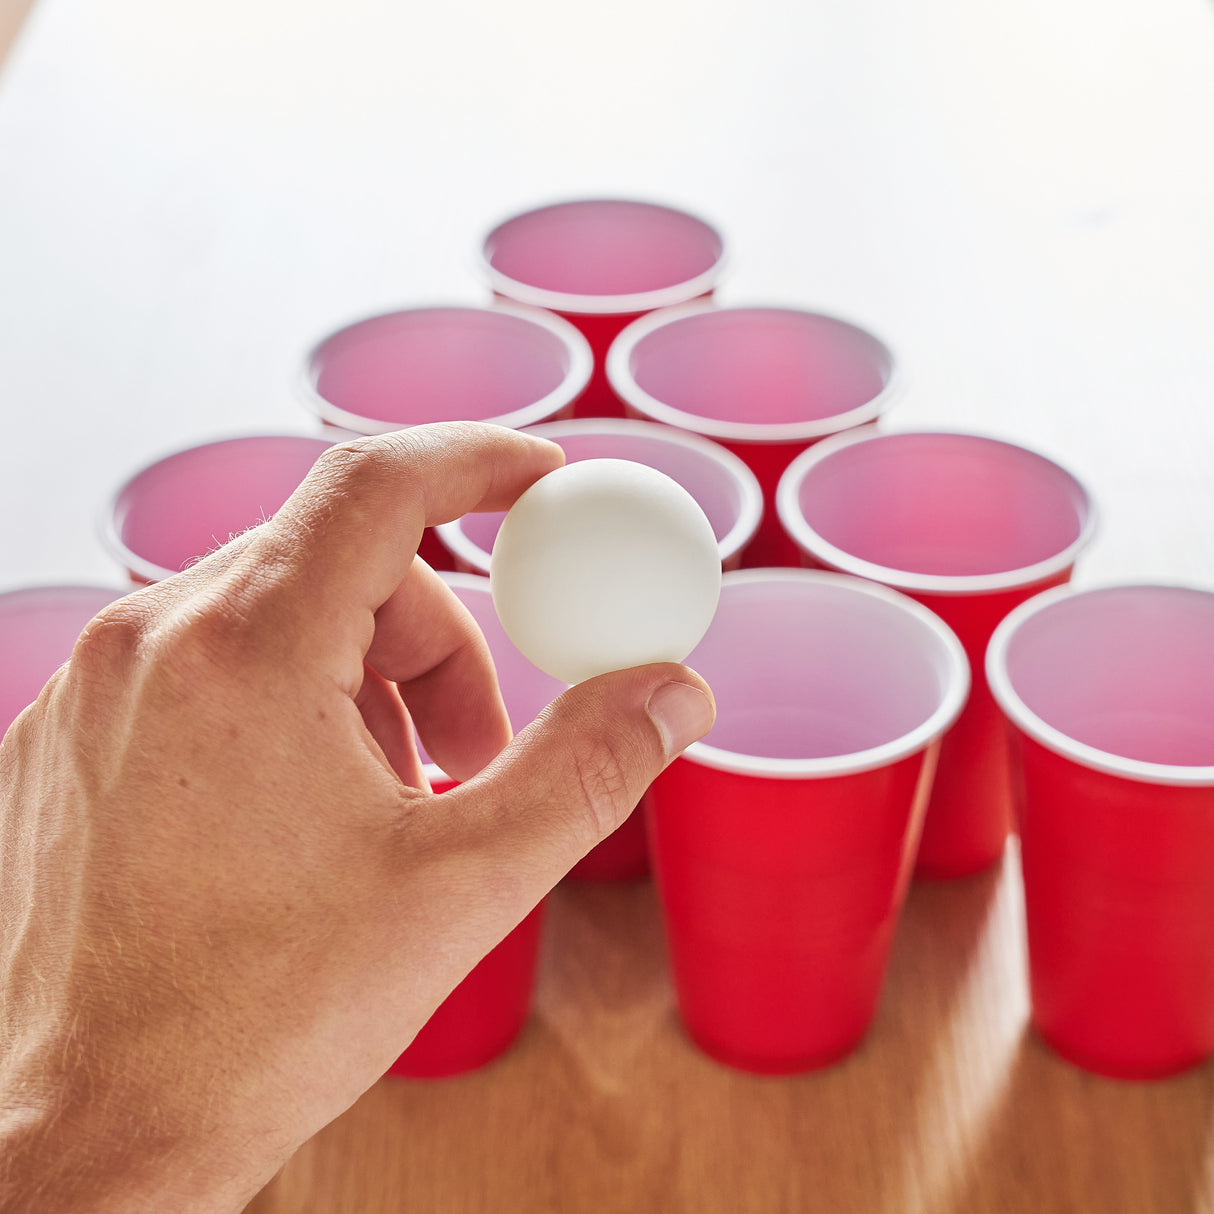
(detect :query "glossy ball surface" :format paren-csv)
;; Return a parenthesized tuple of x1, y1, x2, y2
(490, 458, 722, 684)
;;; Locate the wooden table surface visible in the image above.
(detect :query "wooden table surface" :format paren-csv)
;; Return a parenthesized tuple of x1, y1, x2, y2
(245, 863, 1214, 1214)
(2, 0, 1212, 1210)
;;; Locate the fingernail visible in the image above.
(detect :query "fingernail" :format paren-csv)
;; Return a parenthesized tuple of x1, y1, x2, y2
(647, 681, 716, 760)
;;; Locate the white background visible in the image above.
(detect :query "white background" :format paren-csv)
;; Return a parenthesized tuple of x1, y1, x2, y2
(1, 0, 1212, 592)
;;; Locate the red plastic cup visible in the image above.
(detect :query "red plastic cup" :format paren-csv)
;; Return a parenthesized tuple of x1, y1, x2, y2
(647, 570, 969, 1074)
(435, 419, 759, 880)
(298, 304, 591, 437)
(988, 583, 1214, 1079)
(606, 303, 901, 566)
(298, 303, 592, 570)
(387, 573, 565, 1078)
(776, 428, 1096, 878)
(390, 896, 545, 1080)
(0, 584, 124, 737)
(101, 434, 333, 586)
(480, 199, 725, 419)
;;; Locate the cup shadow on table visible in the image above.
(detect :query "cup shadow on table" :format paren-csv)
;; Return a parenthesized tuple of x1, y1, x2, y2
(937, 1029, 1214, 1214)
(896, 843, 1214, 1214)
(895, 856, 1008, 1036)
(245, 853, 1016, 1214)
(518, 855, 1012, 1214)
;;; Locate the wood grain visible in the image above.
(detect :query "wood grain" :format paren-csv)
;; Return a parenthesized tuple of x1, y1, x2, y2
(245, 854, 1214, 1214)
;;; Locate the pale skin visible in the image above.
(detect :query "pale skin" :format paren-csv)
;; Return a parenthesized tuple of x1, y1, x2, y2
(0, 422, 716, 1213)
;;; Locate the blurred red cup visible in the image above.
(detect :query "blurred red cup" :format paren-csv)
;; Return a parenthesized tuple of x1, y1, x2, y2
(988, 583, 1214, 1079)
(435, 418, 760, 881)
(480, 199, 725, 419)
(776, 428, 1096, 879)
(386, 573, 565, 1079)
(101, 434, 333, 586)
(436, 417, 763, 575)
(297, 303, 592, 570)
(647, 570, 968, 1074)
(0, 584, 124, 737)
(389, 892, 545, 1081)
(607, 303, 901, 566)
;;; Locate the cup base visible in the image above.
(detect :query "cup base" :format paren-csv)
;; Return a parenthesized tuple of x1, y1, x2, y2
(667, 930, 890, 1081)
(385, 902, 543, 1080)
(683, 1022, 869, 1077)
(913, 841, 1007, 882)
(386, 1023, 530, 1081)
(1033, 1022, 1213, 1082)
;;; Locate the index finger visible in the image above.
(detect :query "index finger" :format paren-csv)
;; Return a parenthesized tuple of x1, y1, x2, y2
(238, 422, 563, 676)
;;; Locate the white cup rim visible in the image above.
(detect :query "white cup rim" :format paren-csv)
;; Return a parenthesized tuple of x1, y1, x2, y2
(420, 572, 561, 785)
(0, 582, 125, 615)
(99, 432, 334, 586)
(987, 580, 1214, 786)
(775, 426, 1099, 595)
(605, 301, 903, 443)
(434, 417, 764, 573)
(423, 571, 491, 784)
(296, 301, 594, 435)
(478, 197, 727, 315)
(681, 568, 970, 780)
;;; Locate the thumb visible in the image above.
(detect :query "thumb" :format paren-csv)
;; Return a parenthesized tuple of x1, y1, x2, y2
(446, 663, 715, 881)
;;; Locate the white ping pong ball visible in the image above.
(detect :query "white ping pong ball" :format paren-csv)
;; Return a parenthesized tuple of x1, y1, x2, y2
(489, 458, 722, 685)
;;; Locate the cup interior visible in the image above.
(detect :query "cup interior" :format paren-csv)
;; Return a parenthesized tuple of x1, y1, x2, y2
(685, 573, 966, 773)
(626, 308, 892, 427)
(453, 513, 508, 564)
(416, 576, 566, 777)
(0, 586, 122, 733)
(484, 200, 722, 298)
(449, 422, 758, 568)
(996, 586, 1214, 769)
(789, 432, 1091, 580)
(109, 436, 331, 581)
(307, 307, 578, 428)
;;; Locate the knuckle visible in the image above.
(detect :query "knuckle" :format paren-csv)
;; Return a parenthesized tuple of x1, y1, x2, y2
(157, 586, 276, 682)
(565, 731, 643, 841)
(309, 434, 427, 521)
(309, 438, 386, 505)
(317, 432, 419, 484)
(317, 424, 487, 497)
(318, 433, 384, 470)
(58, 586, 270, 724)
(68, 599, 150, 679)
(162, 606, 240, 673)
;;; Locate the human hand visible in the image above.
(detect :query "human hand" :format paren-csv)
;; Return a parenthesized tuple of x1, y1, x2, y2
(0, 422, 715, 1213)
